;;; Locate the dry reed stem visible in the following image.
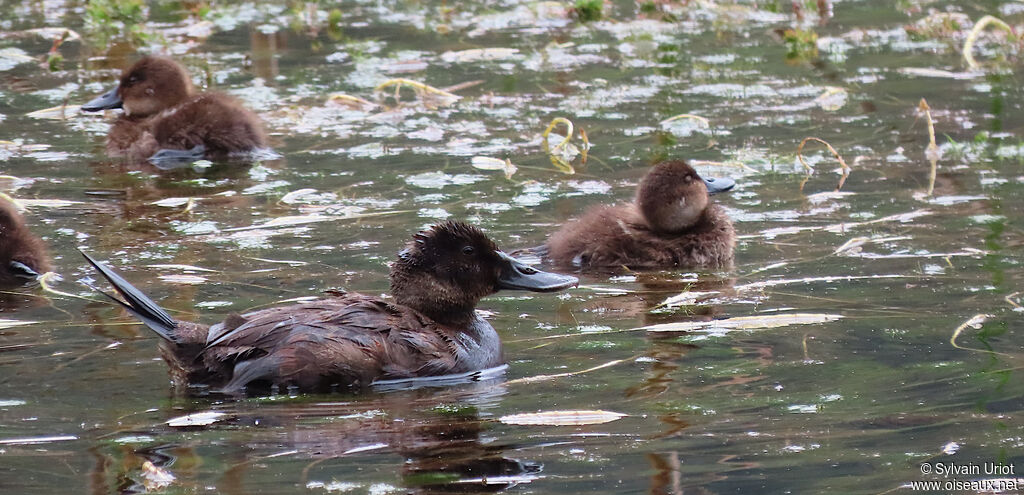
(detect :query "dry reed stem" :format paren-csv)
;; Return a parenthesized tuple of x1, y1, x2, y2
(963, 15, 1016, 69)
(918, 99, 939, 196)
(796, 137, 850, 192)
(506, 358, 630, 385)
(542, 117, 574, 152)
(659, 113, 709, 127)
(949, 313, 1014, 357)
(1005, 292, 1021, 310)
(580, 128, 589, 164)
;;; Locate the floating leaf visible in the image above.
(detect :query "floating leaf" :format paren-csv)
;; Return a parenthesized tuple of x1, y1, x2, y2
(0, 47, 35, 71)
(0, 319, 37, 329)
(158, 274, 208, 285)
(832, 237, 870, 255)
(814, 87, 847, 111)
(147, 264, 217, 273)
(0, 435, 77, 445)
(499, 410, 627, 426)
(898, 67, 978, 80)
(22, 27, 82, 41)
(441, 48, 520, 63)
(471, 156, 517, 179)
(140, 461, 176, 490)
(166, 411, 227, 427)
(641, 313, 842, 333)
(26, 104, 81, 120)
(19, 199, 81, 208)
(151, 197, 192, 208)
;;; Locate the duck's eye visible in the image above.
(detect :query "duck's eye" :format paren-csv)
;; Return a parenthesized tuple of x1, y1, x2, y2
(462, 246, 475, 256)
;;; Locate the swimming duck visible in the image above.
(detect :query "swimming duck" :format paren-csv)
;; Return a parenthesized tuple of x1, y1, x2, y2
(81, 56, 268, 168)
(81, 221, 577, 394)
(0, 197, 51, 288)
(540, 160, 736, 270)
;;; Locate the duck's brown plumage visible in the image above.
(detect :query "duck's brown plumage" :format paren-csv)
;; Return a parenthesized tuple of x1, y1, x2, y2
(83, 56, 268, 163)
(83, 221, 577, 394)
(0, 199, 51, 288)
(544, 160, 736, 270)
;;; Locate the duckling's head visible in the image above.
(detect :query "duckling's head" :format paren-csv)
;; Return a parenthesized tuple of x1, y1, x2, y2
(0, 199, 50, 287)
(636, 160, 735, 234)
(82, 56, 194, 118)
(390, 221, 577, 324)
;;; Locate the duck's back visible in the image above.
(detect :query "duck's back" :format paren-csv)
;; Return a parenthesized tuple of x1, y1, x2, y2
(151, 92, 267, 157)
(168, 293, 499, 393)
(546, 203, 735, 270)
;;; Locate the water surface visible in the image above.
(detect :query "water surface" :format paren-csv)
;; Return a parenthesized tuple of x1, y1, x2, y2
(0, 0, 1022, 493)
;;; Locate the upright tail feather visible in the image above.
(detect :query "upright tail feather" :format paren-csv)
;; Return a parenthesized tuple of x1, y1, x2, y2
(80, 250, 179, 343)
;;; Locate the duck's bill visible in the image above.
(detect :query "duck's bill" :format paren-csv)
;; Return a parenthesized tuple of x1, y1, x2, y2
(81, 86, 123, 112)
(496, 252, 578, 292)
(9, 260, 40, 281)
(703, 176, 736, 195)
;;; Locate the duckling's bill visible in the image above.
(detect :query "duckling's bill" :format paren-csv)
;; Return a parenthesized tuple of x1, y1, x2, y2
(81, 87, 123, 112)
(496, 251, 578, 292)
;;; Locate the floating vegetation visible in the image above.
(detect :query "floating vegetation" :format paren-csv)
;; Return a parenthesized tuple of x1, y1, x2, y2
(498, 410, 626, 426)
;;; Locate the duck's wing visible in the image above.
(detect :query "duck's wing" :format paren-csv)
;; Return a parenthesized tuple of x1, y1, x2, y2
(203, 295, 460, 392)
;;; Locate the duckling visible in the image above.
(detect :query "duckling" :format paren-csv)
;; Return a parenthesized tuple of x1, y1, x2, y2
(541, 160, 736, 270)
(81, 221, 577, 394)
(0, 198, 51, 288)
(81, 56, 269, 168)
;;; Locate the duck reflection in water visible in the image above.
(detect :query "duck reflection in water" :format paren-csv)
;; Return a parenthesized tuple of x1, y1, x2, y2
(89, 381, 540, 494)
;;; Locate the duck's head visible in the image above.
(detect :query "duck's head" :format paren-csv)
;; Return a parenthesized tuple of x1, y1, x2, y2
(390, 221, 578, 325)
(636, 160, 735, 234)
(82, 56, 194, 118)
(0, 198, 50, 287)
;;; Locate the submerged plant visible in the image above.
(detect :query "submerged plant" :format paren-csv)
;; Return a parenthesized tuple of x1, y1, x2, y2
(84, 0, 152, 46)
(573, 0, 604, 22)
(782, 28, 819, 63)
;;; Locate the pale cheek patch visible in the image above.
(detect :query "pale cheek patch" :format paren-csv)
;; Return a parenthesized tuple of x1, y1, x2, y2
(124, 99, 162, 118)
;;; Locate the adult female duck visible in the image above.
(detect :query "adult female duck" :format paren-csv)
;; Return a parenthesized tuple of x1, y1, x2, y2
(541, 160, 736, 270)
(81, 56, 268, 168)
(82, 221, 577, 394)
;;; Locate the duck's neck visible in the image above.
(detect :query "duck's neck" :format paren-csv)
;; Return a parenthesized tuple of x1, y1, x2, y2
(389, 267, 479, 327)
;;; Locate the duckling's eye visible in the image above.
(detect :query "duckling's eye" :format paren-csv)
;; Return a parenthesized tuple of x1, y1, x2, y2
(462, 246, 475, 256)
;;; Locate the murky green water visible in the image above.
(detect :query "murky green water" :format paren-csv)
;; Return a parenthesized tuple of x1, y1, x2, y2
(1, 0, 1023, 493)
